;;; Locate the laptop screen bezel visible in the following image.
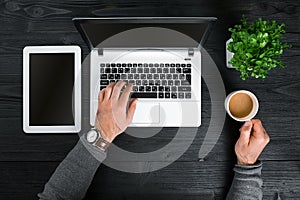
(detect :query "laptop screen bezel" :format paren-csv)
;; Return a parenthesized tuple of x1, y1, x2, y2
(73, 17, 217, 50)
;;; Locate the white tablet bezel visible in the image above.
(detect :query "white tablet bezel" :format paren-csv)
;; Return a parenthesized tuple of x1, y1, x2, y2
(23, 46, 81, 133)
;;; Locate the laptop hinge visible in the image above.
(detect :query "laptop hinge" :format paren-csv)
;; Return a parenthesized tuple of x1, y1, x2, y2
(188, 48, 194, 57)
(97, 49, 104, 56)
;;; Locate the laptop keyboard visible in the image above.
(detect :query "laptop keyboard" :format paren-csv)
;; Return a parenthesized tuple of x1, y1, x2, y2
(99, 63, 192, 99)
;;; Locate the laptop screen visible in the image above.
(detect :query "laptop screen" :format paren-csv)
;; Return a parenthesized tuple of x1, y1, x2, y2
(74, 18, 216, 49)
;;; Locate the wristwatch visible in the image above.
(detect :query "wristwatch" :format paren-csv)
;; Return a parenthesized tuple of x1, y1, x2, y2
(86, 128, 110, 152)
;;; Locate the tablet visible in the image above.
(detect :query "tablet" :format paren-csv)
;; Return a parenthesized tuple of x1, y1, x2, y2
(23, 46, 81, 133)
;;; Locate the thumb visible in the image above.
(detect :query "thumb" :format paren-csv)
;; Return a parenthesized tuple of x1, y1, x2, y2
(127, 98, 138, 122)
(238, 121, 253, 144)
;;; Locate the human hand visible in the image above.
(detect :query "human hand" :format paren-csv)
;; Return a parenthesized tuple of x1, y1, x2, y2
(235, 119, 270, 165)
(95, 81, 138, 143)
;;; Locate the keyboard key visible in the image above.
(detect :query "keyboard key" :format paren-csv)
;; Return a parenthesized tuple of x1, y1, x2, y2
(159, 86, 164, 91)
(117, 63, 121, 67)
(129, 80, 135, 85)
(131, 92, 157, 98)
(173, 74, 178, 79)
(179, 74, 185, 80)
(138, 63, 142, 67)
(175, 80, 180, 85)
(134, 74, 140, 79)
(181, 80, 191, 85)
(139, 86, 145, 91)
(176, 68, 181, 73)
(111, 63, 116, 67)
(176, 63, 180, 67)
(110, 80, 116, 83)
(155, 80, 161, 85)
(137, 68, 143, 73)
(105, 68, 111, 73)
(163, 68, 169, 73)
(165, 93, 170, 98)
(187, 64, 191, 67)
(160, 74, 165, 79)
(128, 74, 133, 79)
(121, 74, 127, 79)
(100, 68, 104, 73)
(100, 80, 109, 85)
(154, 63, 159, 67)
(142, 80, 148, 85)
(170, 64, 175, 67)
(131, 68, 137, 73)
(122, 63, 126, 67)
(165, 64, 170, 67)
(144, 68, 149, 73)
(133, 64, 137, 67)
(111, 68, 117, 73)
(166, 74, 172, 79)
(149, 80, 154, 85)
(147, 74, 153, 79)
(186, 74, 191, 83)
(157, 68, 162, 73)
(181, 64, 186, 67)
(108, 74, 114, 79)
(154, 74, 159, 79)
(100, 86, 106, 90)
(165, 86, 170, 92)
(150, 68, 156, 73)
(100, 74, 107, 79)
(152, 86, 157, 91)
(118, 68, 123, 73)
(149, 64, 153, 67)
(178, 93, 184, 99)
(115, 74, 120, 79)
(100, 63, 105, 67)
(146, 86, 152, 91)
(162, 80, 167, 85)
(136, 80, 141, 85)
(185, 93, 191, 98)
(171, 93, 177, 99)
(141, 74, 146, 79)
(159, 93, 164, 98)
(125, 68, 130, 73)
(106, 63, 110, 67)
(183, 68, 191, 73)
(170, 68, 175, 73)
(160, 63, 164, 67)
(143, 63, 148, 67)
(128, 63, 132, 67)
(178, 86, 191, 92)
(168, 80, 173, 85)
(171, 86, 177, 91)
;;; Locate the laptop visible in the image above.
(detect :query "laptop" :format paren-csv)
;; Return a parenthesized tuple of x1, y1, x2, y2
(73, 17, 216, 127)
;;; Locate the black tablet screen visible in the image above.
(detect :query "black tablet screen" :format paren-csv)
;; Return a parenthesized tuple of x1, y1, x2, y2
(29, 53, 75, 126)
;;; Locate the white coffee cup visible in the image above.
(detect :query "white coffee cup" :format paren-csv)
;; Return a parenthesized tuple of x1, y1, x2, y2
(224, 90, 259, 122)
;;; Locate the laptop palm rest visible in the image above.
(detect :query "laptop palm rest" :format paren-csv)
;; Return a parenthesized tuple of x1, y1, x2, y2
(132, 102, 160, 124)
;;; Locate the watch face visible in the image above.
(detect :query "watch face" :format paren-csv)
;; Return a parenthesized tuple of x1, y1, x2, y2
(87, 130, 98, 143)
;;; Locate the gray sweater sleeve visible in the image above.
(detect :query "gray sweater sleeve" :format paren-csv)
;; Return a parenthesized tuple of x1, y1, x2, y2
(38, 136, 106, 200)
(226, 161, 263, 200)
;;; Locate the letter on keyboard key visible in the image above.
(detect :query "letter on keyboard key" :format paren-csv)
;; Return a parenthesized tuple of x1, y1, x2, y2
(100, 80, 109, 85)
(131, 93, 157, 98)
(178, 86, 191, 91)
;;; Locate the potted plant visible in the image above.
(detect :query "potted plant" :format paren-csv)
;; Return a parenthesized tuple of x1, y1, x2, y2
(226, 16, 291, 80)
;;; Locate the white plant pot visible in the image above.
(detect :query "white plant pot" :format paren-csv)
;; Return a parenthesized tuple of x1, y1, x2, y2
(226, 38, 235, 68)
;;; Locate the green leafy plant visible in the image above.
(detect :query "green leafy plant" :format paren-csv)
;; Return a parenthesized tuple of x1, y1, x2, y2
(228, 16, 291, 80)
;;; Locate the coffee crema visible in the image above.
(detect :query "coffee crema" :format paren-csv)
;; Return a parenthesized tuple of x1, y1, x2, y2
(229, 93, 253, 118)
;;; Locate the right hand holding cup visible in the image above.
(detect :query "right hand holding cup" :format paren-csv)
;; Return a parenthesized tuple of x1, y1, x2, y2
(235, 119, 270, 165)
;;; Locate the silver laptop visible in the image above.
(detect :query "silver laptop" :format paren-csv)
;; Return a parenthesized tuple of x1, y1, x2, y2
(73, 17, 216, 127)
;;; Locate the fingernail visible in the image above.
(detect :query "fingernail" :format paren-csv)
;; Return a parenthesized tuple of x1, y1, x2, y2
(244, 121, 252, 126)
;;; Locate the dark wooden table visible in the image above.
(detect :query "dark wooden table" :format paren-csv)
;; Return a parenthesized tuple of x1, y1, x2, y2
(0, 0, 299, 199)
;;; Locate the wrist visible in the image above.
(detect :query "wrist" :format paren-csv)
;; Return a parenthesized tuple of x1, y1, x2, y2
(94, 126, 115, 143)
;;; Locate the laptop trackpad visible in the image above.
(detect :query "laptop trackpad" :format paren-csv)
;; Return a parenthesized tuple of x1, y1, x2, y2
(132, 102, 160, 124)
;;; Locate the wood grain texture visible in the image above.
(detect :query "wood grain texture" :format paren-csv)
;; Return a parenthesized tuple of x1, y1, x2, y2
(0, 0, 299, 199)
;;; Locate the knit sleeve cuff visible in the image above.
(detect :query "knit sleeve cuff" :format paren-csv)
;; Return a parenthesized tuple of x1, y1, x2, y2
(234, 160, 262, 175)
(79, 135, 107, 163)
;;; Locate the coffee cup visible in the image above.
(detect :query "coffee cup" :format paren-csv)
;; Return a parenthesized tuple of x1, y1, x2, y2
(224, 90, 259, 122)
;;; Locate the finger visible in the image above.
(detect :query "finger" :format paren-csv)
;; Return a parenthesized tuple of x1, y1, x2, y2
(111, 81, 126, 101)
(238, 120, 253, 144)
(98, 89, 105, 103)
(127, 98, 138, 122)
(251, 119, 266, 137)
(104, 82, 116, 100)
(119, 84, 133, 104)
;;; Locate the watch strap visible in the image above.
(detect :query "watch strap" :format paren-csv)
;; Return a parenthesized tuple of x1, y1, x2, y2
(92, 128, 110, 152)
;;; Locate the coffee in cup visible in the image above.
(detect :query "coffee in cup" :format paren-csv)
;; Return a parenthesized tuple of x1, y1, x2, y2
(224, 90, 259, 121)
